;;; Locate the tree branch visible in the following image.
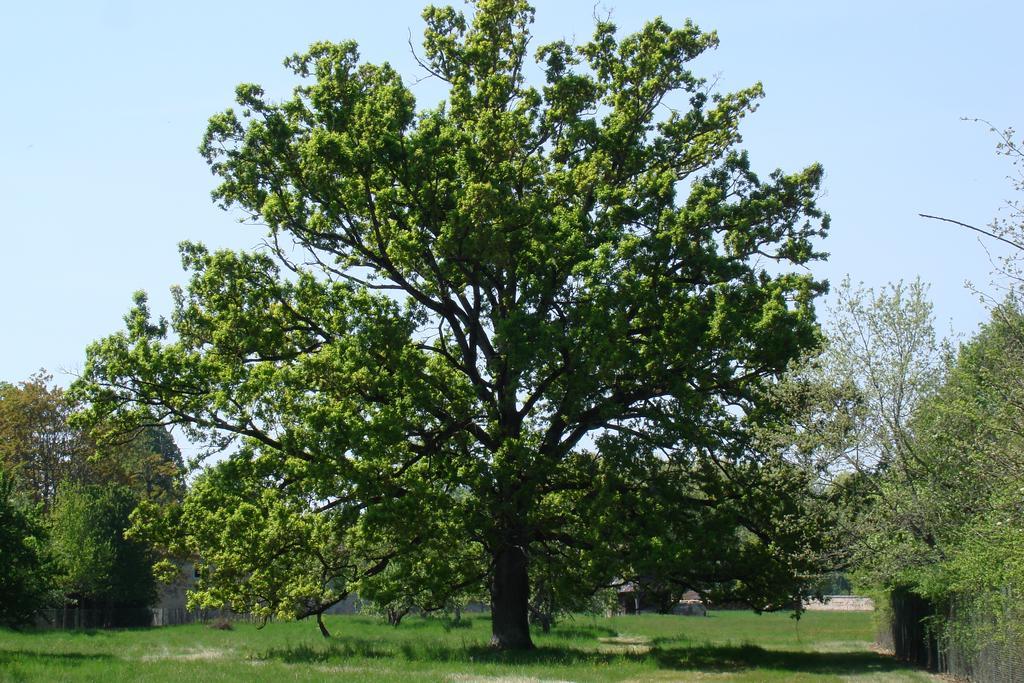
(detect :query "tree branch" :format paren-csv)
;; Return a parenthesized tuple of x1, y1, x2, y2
(918, 213, 1024, 252)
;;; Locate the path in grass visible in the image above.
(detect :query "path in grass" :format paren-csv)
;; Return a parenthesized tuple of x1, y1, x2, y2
(0, 611, 931, 682)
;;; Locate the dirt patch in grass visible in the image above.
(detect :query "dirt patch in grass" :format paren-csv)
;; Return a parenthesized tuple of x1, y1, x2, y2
(813, 640, 878, 653)
(622, 674, 733, 681)
(447, 676, 575, 683)
(597, 635, 653, 655)
(315, 664, 378, 675)
(140, 647, 231, 661)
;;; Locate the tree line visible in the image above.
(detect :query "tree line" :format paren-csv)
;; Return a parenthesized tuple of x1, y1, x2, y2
(760, 121, 1024, 671)
(0, 374, 183, 628)
(829, 125, 1024, 669)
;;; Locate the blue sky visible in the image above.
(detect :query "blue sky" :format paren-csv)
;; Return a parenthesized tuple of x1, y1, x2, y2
(2, 0, 1022, 386)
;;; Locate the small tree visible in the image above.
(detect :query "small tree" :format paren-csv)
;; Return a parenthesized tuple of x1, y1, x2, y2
(762, 278, 948, 580)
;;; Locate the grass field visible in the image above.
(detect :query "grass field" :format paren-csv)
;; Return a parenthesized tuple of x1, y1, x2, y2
(0, 611, 930, 682)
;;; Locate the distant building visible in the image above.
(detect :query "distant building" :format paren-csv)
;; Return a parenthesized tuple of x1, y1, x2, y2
(617, 583, 706, 616)
(154, 560, 198, 613)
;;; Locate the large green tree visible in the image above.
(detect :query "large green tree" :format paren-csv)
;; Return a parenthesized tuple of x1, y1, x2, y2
(75, 1, 829, 648)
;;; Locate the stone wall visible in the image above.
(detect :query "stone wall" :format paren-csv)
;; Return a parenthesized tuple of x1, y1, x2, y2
(803, 595, 875, 611)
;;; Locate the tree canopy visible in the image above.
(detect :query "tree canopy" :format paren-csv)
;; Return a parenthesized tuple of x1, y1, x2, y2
(0, 373, 91, 509)
(75, 0, 830, 648)
(0, 373, 184, 508)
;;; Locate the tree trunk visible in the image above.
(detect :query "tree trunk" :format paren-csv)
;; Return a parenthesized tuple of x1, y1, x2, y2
(316, 611, 331, 638)
(386, 607, 408, 627)
(489, 544, 533, 650)
(530, 604, 553, 633)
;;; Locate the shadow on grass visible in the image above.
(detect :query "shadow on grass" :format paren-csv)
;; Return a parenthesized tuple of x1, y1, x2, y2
(440, 618, 474, 631)
(543, 625, 618, 640)
(0, 649, 116, 667)
(261, 637, 917, 677)
(649, 634, 697, 648)
(404, 643, 639, 666)
(261, 639, 393, 663)
(651, 643, 913, 675)
(261, 636, 637, 667)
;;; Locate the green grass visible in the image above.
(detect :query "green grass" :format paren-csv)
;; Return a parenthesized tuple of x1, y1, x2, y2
(0, 611, 930, 682)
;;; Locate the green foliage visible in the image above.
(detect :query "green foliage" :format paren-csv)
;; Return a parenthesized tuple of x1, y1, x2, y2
(0, 373, 184, 624)
(756, 279, 947, 582)
(0, 471, 55, 628)
(74, 1, 830, 646)
(0, 373, 91, 509)
(786, 278, 945, 479)
(49, 483, 157, 610)
(0, 372, 184, 507)
(183, 454, 350, 621)
(861, 300, 1024, 644)
(100, 425, 185, 504)
(809, 273, 1024, 658)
